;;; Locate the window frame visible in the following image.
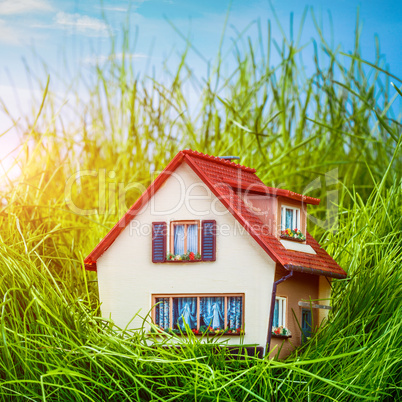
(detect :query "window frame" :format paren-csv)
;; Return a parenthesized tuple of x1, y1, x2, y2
(152, 293, 245, 332)
(274, 296, 287, 327)
(280, 205, 301, 231)
(169, 220, 201, 255)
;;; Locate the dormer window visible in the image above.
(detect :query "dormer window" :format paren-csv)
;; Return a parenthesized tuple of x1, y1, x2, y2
(281, 205, 300, 231)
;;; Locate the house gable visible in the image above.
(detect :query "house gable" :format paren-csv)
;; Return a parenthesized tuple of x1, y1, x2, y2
(96, 162, 274, 268)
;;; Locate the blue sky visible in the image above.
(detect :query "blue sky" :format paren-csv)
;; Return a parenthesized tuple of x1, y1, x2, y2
(1, 0, 401, 79)
(0, 0, 401, 175)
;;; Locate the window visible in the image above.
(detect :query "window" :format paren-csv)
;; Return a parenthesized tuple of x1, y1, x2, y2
(281, 205, 300, 230)
(301, 308, 312, 343)
(273, 296, 286, 327)
(170, 221, 200, 255)
(152, 220, 216, 262)
(153, 294, 244, 334)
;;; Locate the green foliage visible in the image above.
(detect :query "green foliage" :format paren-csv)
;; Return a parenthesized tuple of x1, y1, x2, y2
(0, 9, 401, 401)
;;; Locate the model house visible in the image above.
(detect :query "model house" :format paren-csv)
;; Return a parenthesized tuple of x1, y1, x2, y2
(84, 150, 346, 358)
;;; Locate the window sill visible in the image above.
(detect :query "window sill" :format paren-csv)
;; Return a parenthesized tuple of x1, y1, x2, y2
(280, 235, 305, 243)
(271, 334, 292, 339)
(162, 259, 204, 263)
(149, 332, 245, 337)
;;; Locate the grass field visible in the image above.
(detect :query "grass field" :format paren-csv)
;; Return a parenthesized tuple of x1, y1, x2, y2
(0, 13, 401, 401)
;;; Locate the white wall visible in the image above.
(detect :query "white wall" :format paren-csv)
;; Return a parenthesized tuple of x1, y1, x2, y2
(96, 162, 276, 347)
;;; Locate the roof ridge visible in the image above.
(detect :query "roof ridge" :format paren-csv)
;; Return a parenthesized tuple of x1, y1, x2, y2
(182, 149, 256, 173)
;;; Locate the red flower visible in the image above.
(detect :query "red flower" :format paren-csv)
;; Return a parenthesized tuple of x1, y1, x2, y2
(294, 228, 298, 232)
(189, 251, 195, 260)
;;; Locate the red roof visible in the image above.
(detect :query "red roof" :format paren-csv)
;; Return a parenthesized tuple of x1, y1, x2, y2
(85, 150, 346, 279)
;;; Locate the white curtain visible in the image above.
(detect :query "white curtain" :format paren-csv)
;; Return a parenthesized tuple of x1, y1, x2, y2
(200, 297, 224, 328)
(155, 298, 170, 329)
(285, 209, 293, 229)
(187, 224, 198, 253)
(174, 225, 185, 254)
(227, 296, 242, 329)
(273, 299, 279, 327)
(174, 297, 197, 329)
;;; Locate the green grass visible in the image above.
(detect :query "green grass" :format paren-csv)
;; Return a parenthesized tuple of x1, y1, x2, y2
(0, 9, 401, 401)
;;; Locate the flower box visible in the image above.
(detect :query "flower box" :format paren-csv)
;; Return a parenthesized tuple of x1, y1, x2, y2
(280, 228, 306, 242)
(280, 235, 305, 243)
(166, 252, 202, 262)
(271, 333, 292, 339)
(272, 326, 291, 338)
(150, 326, 244, 336)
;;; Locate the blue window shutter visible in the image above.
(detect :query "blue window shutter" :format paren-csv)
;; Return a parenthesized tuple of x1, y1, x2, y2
(152, 222, 166, 262)
(201, 220, 216, 261)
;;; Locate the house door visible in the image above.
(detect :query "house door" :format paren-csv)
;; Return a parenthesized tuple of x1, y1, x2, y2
(301, 308, 312, 342)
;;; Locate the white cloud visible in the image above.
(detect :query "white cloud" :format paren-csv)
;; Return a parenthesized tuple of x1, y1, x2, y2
(0, 0, 52, 15)
(101, 6, 128, 13)
(55, 12, 110, 37)
(84, 52, 148, 65)
(99, 1, 150, 13)
(0, 19, 22, 44)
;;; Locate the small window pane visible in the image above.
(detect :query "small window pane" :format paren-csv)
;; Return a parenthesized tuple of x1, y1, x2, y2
(173, 297, 197, 329)
(200, 297, 224, 329)
(155, 297, 170, 329)
(273, 299, 279, 327)
(285, 208, 293, 229)
(274, 297, 286, 327)
(187, 224, 198, 253)
(173, 225, 185, 254)
(227, 296, 243, 330)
